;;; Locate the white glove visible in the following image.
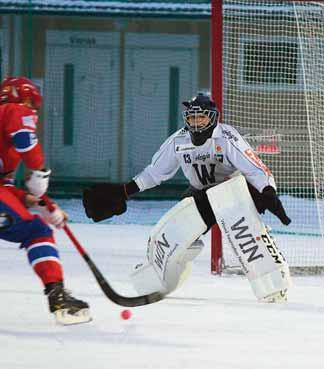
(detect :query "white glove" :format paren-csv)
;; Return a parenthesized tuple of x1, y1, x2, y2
(25, 169, 51, 197)
(37, 203, 67, 229)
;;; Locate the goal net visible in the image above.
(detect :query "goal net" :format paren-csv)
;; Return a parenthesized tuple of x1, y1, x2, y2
(212, 0, 324, 271)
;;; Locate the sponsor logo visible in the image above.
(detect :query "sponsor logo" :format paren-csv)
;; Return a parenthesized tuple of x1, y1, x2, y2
(22, 115, 37, 129)
(223, 129, 238, 142)
(231, 217, 264, 263)
(244, 149, 272, 176)
(219, 217, 264, 274)
(194, 153, 210, 162)
(176, 144, 196, 152)
(220, 219, 248, 274)
(154, 233, 171, 271)
(261, 233, 284, 264)
(153, 233, 180, 282)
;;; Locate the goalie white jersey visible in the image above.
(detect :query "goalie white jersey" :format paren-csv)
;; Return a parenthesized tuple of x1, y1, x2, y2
(134, 123, 276, 193)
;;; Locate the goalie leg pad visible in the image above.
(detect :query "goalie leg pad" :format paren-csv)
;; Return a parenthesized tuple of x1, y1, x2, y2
(206, 175, 292, 301)
(131, 260, 195, 296)
(131, 197, 207, 295)
(131, 262, 165, 295)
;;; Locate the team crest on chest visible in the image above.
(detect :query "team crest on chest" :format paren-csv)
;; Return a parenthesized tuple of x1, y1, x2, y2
(214, 144, 224, 163)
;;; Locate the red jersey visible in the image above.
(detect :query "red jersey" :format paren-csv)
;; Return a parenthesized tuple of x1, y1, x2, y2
(0, 103, 45, 175)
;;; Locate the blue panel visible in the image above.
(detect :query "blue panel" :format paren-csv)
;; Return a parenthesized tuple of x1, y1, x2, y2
(27, 245, 59, 264)
(12, 131, 38, 152)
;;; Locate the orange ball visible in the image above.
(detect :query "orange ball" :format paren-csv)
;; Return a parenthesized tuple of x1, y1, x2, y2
(120, 309, 132, 320)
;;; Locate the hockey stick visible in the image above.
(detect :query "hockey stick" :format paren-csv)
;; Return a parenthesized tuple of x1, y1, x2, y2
(41, 195, 164, 307)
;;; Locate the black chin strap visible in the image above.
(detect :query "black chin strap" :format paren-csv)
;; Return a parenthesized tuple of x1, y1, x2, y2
(190, 124, 217, 146)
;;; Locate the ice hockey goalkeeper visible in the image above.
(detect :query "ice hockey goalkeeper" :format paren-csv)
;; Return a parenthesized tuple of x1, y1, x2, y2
(83, 93, 292, 303)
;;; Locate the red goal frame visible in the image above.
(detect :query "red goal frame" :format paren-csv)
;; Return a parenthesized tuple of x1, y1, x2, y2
(210, 0, 223, 274)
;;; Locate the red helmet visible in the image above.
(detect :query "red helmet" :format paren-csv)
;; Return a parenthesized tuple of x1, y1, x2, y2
(0, 76, 42, 109)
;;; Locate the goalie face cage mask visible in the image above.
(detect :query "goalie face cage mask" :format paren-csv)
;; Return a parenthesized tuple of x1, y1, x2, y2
(183, 108, 219, 146)
(182, 93, 219, 146)
(182, 107, 217, 133)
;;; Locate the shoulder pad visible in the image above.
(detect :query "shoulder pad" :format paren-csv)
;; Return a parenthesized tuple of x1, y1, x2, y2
(158, 127, 187, 151)
(171, 127, 189, 140)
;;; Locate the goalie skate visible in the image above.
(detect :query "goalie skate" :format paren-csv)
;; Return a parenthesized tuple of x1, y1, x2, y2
(262, 289, 288, 304)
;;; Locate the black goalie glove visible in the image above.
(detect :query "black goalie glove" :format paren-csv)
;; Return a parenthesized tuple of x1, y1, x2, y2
(249, 184, 291, 225)
(82, 183, 127, 222)
(261, 186, 291, 225)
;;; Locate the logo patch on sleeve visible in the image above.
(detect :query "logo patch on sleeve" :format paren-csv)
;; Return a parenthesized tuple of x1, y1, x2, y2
(22, 115, 37, 129)
(244, 149, 272, 176)
(12, 130, 38, 152)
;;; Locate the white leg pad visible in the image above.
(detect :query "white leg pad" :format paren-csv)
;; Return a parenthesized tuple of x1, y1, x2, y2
(180, 239, 205, 264)
(250, 263, 290, 301)
(131, 262, 165, 295)
(131, 260, 194, 296)
(130, 197, 207, 295)
(206, 175, 292, 301)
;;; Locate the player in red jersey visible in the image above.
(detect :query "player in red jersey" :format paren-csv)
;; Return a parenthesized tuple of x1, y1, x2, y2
(0, 77, 91, 325)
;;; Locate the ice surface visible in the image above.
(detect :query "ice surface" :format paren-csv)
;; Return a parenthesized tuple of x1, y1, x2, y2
(0, 223, 324, 369)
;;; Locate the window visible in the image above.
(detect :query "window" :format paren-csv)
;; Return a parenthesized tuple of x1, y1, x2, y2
(237, 36, 304, 90)
(243, 41, 298, 85)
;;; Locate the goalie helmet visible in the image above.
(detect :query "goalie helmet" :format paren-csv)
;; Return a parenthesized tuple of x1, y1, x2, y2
(182, 93, 219, 146)
(0, 76, 42, 110)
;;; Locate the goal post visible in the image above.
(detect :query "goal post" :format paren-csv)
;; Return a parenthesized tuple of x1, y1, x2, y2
(211, 0, 324, 273)
(211, 0, 223, 274)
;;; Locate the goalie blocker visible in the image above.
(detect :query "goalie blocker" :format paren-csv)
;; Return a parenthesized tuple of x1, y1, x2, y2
(131, 175, 291, 302)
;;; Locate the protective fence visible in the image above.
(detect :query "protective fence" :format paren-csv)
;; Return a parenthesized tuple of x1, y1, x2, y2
(214, 0, 324, 270)
(43, 31, 200, 197)
(2, 1, 324, 271)
(1, 10, 205, 198)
